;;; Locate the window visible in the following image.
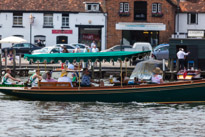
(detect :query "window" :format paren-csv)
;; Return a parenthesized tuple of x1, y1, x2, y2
(120, 3, 129, 13)
(188, 13, 198, 24)
(34, 35, 46, 47)
(51, 48, 60, 53)
(134, 1, 147, 21)
(152, 3, 161, 13)
(43, 13, 53, 27)
(62, 14, 69, 27)
(57, 36, 68, 44)
(13, 13, 23, 26)
(86, 3, 100, 11)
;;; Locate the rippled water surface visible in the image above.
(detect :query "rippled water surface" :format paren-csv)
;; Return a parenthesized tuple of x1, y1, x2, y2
(1, 93, 205, 136)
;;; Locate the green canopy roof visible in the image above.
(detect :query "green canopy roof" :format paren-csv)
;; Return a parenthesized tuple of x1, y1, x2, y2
(24, 51, 151, 63)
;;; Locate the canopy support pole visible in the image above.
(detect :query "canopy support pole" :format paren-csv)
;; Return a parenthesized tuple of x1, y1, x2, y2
(78, 62, 81, 90)
(99, 61, 102, 87)
(125, 60, 127, 77)
(120, 60, 123, 88)
(38, 61, 39, 70)
(44, 61, 46, 72)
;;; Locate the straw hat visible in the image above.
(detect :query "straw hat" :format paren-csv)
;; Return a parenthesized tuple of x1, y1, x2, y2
(60, 69, 67, 77)
(153, 67, 163, 74)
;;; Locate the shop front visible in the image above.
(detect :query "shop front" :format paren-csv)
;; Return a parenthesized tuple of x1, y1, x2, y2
(116, 22, 166, 47)
(76, 25, 103, 51)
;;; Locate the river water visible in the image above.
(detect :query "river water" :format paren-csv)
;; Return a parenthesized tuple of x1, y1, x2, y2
(0, 92, 205, 137)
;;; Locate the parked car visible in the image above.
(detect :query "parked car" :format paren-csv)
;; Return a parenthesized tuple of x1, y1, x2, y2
(2, 43, 41, 56)
(101, 45, 132, 52)
(152, 44, 169, 60)
(70, 43, 88, 49)
(31, 47, 61, 55)
(56, 44, 84, 53)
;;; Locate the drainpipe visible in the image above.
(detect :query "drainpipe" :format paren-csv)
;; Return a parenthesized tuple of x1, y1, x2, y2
(177, 0, 180, 38)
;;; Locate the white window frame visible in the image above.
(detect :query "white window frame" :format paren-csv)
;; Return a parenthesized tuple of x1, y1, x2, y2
(13, 13, 23, 26)
(43, 13, 53, 27)
(119, 2, 129, 13)
(152, 3, 161, 13)
(86, 4, 100, 11)
(188, 13, 198, 24)
(62, 14, 69, 27)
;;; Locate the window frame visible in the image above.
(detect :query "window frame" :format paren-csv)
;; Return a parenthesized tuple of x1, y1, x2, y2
(43, 13, 53, 27)
(187, 13, 198, 25)
(86, 3, 100, 12)
(119, 2, 129, 13)
(62, 14, 69, 27)
(13, 13, 23, 26)
(152, 3, 162, 14)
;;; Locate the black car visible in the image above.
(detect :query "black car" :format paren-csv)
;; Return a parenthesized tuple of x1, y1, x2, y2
(2, 43, 42, 56)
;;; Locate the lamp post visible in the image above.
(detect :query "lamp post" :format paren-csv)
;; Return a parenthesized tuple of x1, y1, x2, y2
(29, 14, 35, 53)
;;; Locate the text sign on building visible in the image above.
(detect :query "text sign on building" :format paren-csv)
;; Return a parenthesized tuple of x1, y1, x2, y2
(188, 30, 204, 38)
(52, 30, 73, 34)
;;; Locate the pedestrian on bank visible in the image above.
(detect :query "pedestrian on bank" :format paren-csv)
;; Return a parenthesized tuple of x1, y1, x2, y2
(177, 48, 190, 70)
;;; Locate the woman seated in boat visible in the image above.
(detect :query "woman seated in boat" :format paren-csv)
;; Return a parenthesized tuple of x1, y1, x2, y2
(58, 69, 73, 87)
(1, 68, 21, 85)
(151, 67, 164, 84)
(30, 69, 42, 87)
(46, 71, 57, 82)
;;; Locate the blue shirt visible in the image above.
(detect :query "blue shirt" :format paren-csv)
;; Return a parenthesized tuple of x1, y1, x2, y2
(81, 75, 90, 86)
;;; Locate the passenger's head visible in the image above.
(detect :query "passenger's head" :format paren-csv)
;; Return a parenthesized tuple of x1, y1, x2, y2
(83, 68, 89, 75)
(179, 48, 184, 51)
(36, 69, 40, 75)
(47, 71, 52, 79)
(153, 67, 163, 75)
(60, 69, 67, 77)
(42, 73, 47, 80)
(6, 68, 11, 73)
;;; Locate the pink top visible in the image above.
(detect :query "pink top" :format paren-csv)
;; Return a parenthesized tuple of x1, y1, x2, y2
(151, 75, 162, 84)
(46, 78, 57, 82)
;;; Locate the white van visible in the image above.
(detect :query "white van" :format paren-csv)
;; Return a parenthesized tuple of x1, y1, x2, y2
(132, 42, 152, 52)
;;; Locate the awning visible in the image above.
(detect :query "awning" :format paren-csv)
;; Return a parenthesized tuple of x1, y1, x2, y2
(116, 22, 166, 31)
(24, 51, 151, 63)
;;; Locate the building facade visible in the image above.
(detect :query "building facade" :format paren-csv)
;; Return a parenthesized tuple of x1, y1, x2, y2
(106, 0, 177, 48)
(0, 0, 107, 50)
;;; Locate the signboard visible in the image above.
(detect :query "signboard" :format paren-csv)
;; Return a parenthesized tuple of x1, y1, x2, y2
(188, 30, 204, 38)
(52, 30, 73, 34)
(116, 23, 166, 31)
(82, 34, 100, 40)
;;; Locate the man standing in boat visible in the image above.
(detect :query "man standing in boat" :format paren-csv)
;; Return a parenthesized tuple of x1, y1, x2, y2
(177, 48, 190, 70)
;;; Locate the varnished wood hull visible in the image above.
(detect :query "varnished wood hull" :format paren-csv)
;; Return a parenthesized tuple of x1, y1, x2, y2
(1, 80, 205, 103)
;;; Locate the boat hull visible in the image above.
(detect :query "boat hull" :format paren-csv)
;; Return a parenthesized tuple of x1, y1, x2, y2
(1, 81, 205, 103)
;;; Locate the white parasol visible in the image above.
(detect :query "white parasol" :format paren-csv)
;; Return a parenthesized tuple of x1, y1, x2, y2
(0, 36, 27, 44)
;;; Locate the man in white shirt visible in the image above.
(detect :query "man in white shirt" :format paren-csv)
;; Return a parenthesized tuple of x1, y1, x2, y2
(177, 48, 190, 70)
(92, 45, 99, 53)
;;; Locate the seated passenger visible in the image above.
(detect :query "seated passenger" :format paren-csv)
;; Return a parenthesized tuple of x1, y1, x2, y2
(2, 68, 21, 85)
(117, 72, 126, 82)
(58, 69, 73, 87)
(151, 67, 164, 84)
(41, 73, 47, 82)
(30, 69, 42, 87)
(81, 68, 94, 87)
(46, 71, 57, 82)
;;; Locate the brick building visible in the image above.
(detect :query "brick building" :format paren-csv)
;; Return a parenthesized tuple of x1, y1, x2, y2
(106, 0, 177, 48)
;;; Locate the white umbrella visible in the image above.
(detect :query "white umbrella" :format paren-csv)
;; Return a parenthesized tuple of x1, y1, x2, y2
(0, 36, 27, 44)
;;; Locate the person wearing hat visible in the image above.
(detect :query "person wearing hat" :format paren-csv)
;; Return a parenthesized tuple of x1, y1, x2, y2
(58, 69, 73, 87)
(151, 67, 164, 84)
(177, 48, 190, 70)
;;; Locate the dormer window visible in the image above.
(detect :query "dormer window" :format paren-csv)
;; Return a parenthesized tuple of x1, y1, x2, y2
(86, 3, 100, 12)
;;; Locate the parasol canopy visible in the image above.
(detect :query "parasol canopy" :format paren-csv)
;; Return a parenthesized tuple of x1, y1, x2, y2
(24, 51, 151, 63)
(0, 36, 27, 44)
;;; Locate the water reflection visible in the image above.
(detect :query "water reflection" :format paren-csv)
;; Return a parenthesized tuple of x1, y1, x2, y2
(0, 93, 205, 136)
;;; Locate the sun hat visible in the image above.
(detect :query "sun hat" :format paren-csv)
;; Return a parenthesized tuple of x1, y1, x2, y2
(153, 67, 163, 74)
(60, 69, 67, 77)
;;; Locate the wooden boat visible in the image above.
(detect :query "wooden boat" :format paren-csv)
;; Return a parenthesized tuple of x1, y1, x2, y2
(1, 51, 205, 103)
(1, 80, 205, 103)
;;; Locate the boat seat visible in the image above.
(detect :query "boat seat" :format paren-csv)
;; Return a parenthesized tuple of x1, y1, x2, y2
(38, 82, 72, 89)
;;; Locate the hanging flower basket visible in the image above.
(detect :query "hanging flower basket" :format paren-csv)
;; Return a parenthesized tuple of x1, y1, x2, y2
(119, 12, 130, 17)
(152, 13, 163, 17)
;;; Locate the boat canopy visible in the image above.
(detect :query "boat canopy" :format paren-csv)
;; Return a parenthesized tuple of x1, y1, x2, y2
(24, 51, 151, 63)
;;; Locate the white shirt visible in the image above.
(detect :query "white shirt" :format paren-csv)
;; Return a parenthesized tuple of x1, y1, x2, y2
(92, 48, 99, 53)
(58, 77, 73, 87)
(68, 64, 74, 70)
(177, 51, 189, 59)
(151, 75, 162, 84)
